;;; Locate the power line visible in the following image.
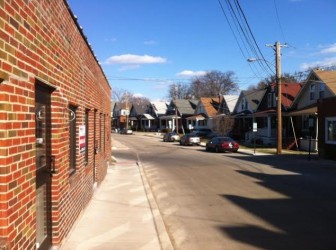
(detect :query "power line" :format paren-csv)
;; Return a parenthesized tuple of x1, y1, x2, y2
(273, 0, 287, 42)
(218, 0, 274, 79)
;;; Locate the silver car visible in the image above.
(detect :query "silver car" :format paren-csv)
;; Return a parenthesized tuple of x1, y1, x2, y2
(163, 132, 180, 142)
(180, 133, 200, 146)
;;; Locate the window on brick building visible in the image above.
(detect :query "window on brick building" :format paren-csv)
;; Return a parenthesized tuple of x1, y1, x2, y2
(100, 113, 103, 151)
(69, 105, 77, 175)
(103, 114, 106, 152)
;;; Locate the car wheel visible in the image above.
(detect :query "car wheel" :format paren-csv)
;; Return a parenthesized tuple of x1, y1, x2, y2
(179, 141, 182, 145)
(205, 147, 210, 152)
(215, 146, 219, 153)
(171, 138, 175, 142)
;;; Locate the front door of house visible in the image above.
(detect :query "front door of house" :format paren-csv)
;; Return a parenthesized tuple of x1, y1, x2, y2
(35, 84, 53, 250)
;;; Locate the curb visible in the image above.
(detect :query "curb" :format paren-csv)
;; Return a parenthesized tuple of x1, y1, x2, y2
(136, 160, 175, 250)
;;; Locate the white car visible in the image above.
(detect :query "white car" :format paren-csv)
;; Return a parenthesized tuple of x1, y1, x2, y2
(120, 128, 133, 135)
(180, 134, 200, 146)
(163, 132, 180, 142)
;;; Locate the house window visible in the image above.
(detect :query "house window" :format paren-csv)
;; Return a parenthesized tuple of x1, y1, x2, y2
(267, 93, 275, 108)
(310, 84, 316, 100)
(319, 83, 325, 99)
(241, 98, 248, 110)
(198, 119, 207, 126)
(69, 105, 77, 175)
(326, 117, 336, 144)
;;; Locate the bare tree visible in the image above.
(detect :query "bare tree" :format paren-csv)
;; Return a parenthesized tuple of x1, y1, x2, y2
(128, 95, 150, 106)
(189, 70, 239, 98)
(112, 88, 150, 105)
(112, 88, 129, 102)
(248, 72, 301, 90)
(213, 115, 235, 136)
(167, 82, 191, 99)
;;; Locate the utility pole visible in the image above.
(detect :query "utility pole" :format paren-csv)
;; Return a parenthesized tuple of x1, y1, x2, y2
(125, 92, 129, 130)
(174, 86, 179, 134)
(267, 41, 287, 154)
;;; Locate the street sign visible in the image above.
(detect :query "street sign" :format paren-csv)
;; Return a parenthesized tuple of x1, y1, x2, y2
(253, 122, 257, 132)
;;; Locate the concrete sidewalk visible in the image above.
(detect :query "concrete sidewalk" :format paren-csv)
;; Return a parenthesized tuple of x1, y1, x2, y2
(60, 141, 173, 250)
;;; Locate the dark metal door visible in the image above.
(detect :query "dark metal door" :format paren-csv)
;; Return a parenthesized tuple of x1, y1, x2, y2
(93, 109, 97, 184)
(35, 84, 53, 250)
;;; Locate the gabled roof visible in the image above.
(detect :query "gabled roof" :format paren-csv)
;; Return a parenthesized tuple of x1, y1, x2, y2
(246, 89, 265, 111)
(111, 101, 116, 111)
(130, 102, 150, 115)
(199, 97, 220, 117)
(281, 83, 303, 109)
(233, 89, 266, 114)
(224, 95, 239, 113)
(173, 99, 198, 115)
(189, 99, 199, 108)
(313, 69, 336, 94)
(292, 69, 336, 109)
(151, 101, 167, 115)
(114, 102, 129, 110)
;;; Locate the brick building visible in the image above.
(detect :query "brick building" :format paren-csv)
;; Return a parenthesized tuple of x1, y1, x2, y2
(0, 0, 111, 249)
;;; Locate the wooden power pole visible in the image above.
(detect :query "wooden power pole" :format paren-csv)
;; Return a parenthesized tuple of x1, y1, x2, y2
(267, 41, 287, 154)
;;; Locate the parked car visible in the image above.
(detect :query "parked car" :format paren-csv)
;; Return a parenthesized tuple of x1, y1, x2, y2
(180, 133, 201, 146)
(205, 136, 239, 153)
(163, 132, 180, 142)
(119, 128, 133, 135)
(111, 127, 119, 133)
(204, 132, 219, 139)
(190, 128, 214, 139)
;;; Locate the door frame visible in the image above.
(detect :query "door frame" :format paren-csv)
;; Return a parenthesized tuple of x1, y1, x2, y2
(35, 83, 54, 250)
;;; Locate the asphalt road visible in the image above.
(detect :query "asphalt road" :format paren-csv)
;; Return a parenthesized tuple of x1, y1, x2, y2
(112, 133, 336, 250)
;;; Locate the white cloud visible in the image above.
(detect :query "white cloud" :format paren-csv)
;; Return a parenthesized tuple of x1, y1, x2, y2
(320, 43, 336, 54)
(104, 54, 167, 65)
(176, 70, 207, 77)
(133, 93, 144, 98)
(118, 65, 141, 71)
(300, 56, 336, 70)
(144, 40, 157, 45)
(104, 38, 117, 42)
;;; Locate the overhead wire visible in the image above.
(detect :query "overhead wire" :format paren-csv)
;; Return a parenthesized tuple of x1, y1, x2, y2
(217, 0, 267, 81)
(234, 0, 274, 75)
(273, 0, 286, 43)
(218, 0, 275, 84)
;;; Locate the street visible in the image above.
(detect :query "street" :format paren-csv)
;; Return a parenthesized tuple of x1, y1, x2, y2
(112, 133, 336, 250)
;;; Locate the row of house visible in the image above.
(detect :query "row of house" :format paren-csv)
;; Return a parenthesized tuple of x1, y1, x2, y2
(112, 69, 336, 160)
(112, 96, 238, 133)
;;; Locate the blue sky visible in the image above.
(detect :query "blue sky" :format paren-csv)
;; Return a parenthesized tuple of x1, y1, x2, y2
(67, 0, 336, 101)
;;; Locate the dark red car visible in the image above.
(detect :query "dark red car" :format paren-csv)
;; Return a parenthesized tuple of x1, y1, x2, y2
(205, 136, 239, 153)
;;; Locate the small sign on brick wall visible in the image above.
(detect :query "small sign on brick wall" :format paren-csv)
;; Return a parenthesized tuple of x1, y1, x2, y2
(79, 125, 86, 153)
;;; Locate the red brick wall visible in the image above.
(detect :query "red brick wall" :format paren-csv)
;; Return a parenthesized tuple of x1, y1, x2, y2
(0, 0, 111, 248)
